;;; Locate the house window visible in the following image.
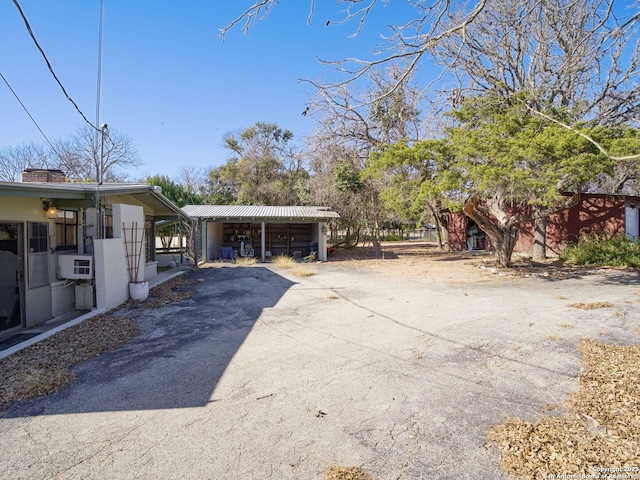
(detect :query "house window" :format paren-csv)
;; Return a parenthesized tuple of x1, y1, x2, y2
(54, 209, 78, 251)
(145, 219, 154, 263)
(28, 222, 49, 288)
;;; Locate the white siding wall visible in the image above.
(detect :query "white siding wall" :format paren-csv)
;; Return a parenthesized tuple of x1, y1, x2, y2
(94, 238, 129, 310)
(207, 222, 223, 261)
(113, 203, 146, 282)
(94, 204, 145, 310)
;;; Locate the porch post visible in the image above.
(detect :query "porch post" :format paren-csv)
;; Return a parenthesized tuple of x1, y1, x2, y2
(318, 222, 328, 262)
(261, 221, 266, 262)
(200, 220, 207, 262)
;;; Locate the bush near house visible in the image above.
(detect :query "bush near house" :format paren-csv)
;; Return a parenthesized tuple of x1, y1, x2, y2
(561, 234, 640, 268)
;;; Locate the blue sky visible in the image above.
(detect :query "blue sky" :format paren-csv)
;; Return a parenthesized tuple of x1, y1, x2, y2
(0, 1, 413, 181)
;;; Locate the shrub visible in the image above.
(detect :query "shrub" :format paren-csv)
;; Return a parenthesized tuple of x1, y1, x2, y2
(381, 234, 403, 242)
(272, 255, 297, 269)
(561, 233, 640, 268)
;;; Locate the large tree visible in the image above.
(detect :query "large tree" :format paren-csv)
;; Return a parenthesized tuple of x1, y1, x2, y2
(203, 160, 240, 205)
(0, 142, 51, 181)
(54, 125, 141, 182)
(446, 92, 632, 266)
(222, 121, 308, 205)
(433, 0, 639, 262)
(365, 139, 458, 249)
(306, 66, 424, 255)
(305, 138, 369, 247)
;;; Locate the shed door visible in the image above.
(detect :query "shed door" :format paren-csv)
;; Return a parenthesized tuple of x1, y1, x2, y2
(626, 206, 639, 238)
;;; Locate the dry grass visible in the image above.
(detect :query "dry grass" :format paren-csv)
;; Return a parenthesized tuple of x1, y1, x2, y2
(489, 339, 640, 478)
(325, 466, 374, 480)
(142, 274, 197, 309)
(272, 254, 316, 277)
(235, 256, 257, 266)
(568, 301, 614, 310)
(289, 266, 316, 277)
(546, 335, 562, 341)
(272, 255, 297, 268)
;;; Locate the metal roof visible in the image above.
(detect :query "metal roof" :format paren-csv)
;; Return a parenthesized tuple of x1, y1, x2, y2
(0, 181, 188, 219)
(182, 205, 340, 221)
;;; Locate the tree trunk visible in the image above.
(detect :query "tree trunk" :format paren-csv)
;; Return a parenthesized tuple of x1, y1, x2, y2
(463, 200, 518, 268)
(532, 216, 547, 261)
(493, 226, 519, 268)
(427, 204, 446, 249)
(370, 191, 382, 257)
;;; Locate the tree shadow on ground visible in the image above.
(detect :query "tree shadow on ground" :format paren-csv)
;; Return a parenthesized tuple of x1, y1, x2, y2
(1, 266, 296, 417)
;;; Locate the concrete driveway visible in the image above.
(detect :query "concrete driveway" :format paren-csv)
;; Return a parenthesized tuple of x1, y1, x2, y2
(1, 263, 639, 479)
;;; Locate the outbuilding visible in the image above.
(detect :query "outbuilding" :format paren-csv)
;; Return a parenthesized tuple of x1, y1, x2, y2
(182, 205, 340, 263)
(447, 193, 640, 255)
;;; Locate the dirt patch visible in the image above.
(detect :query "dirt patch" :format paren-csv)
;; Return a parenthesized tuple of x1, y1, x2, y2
(327, 242, 608, 283)
(327, 242, 493, 283)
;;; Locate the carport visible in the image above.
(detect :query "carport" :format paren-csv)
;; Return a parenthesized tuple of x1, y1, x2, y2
(182, 205, 339, 262)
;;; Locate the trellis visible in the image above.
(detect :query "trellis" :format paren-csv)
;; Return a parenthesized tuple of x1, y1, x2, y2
(123, 222, 145, 283)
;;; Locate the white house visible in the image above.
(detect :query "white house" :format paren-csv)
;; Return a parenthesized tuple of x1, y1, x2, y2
(0, 170, 188, 336)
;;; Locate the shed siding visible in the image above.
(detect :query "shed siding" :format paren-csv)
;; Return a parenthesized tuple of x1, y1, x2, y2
(448, 194, 632, 255)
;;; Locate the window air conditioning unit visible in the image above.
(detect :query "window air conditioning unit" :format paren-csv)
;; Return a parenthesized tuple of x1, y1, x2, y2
(58, 254, 93, 280)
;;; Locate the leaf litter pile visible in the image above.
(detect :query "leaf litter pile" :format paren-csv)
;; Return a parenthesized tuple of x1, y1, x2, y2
(0, 273, 195, 411)
(489, 339, 640, 478)
(325, 466, 374, 480)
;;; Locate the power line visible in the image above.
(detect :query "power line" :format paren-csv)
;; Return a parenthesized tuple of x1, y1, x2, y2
(12, 0, 98, 131)
(0, 69, 62, 158)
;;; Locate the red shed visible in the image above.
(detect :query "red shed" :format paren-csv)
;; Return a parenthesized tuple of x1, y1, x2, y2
(448, 194, 640, 255)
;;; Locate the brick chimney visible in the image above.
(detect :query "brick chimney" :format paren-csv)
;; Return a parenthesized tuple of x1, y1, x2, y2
(21, 169, 66, 183)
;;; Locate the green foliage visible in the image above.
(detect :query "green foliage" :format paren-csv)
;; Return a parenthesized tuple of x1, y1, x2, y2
(334, 161, 364, 193)
(222, 121, 306, 205)
(146, 175, 203, 207)
(365, 139, 459, 226)
(381, 233, 403, 241)
(561, 234, 640, 268)
(203, 162, 239, 205)
(446, 91, 611, 210)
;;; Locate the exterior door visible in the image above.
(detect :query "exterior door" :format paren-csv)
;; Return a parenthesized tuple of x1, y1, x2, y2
(0, 223, 23, 332)
(626, 205, 639, 239)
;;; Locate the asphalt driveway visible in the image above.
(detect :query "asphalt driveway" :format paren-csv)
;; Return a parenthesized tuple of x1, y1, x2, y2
(1, 263, 639, 479)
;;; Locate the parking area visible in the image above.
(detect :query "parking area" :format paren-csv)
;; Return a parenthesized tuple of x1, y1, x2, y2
(1, 260, 639, 479)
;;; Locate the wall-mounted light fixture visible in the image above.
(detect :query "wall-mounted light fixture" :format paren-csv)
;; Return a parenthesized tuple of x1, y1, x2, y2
(43, 200, 58, 219)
